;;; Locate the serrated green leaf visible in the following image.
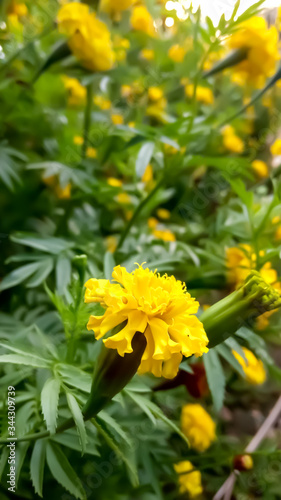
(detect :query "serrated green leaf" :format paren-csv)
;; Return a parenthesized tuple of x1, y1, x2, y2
(11, 232, 74, 253)
(204, 350, 225, 412)
(66, 393, 87, 455)
(46, 442, 86, 500)
(41, 378, 60, 434)
(0, 354, 50, 368)
(56, 254, 71, 294)
(0, 261, 44, 291)
(30, 440, 46, 497)
(15, 442, 29, 487)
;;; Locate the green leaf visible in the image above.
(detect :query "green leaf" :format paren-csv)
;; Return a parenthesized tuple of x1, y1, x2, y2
(0, 447, 9, 481)
(66, 393, 88, 455)
(135, 141, 154, 178)
(98, 411, 131, 444)
(41, 378, 61, 434)
(57, 364, 92, 393)
(15, 442, 29, 487)
(56, 254, 71, 294)
(204, 350, 225, 412)
(51, 430, 100, 456)
(26, 258, 54, 287)
(33, 40, 72, 82)
(11, 232, 74, 253)
(215, 344, 245, 378)
(0, 261, 45, 291)
(0, 354, 50, 368)
(46, 442, 86, 500)
(104, 251, 115, 281)
(30, 440, 46, 498)
(230, 0, 240, 21)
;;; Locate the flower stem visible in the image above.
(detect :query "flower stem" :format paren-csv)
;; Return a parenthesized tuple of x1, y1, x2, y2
(81, 82, 93, 159)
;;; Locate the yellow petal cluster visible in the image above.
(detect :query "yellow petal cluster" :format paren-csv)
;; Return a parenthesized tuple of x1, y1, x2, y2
(270, 138, 281, 156)
(185, 84, 214, 105)
(85, 265, 209, 379)
(174, 461, 203, 498)
(100, 0, 135, 16)
(181, 404, 216, 452)
(232, 347, 266, 385)
(130, 5, 155, 36)
(227, 17, 279, 87)
(222, 125, 244, 153)
(57, 3, 114, 72)
(61, 75, 86, 107)
(168, 44, 186, 63)
(251, 159, 268, 179)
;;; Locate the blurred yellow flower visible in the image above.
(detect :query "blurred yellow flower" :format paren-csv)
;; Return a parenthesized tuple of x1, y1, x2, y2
(128, 121, 136, 128)
(181, 404, 216, 452)
(85, 264, 208, 378)
(275, 226, 281, 241)
(251, 159, 268, 179)
(105, 235, 118, 253)
(222, 125, 244, 153)
(57, 3, 115, 71)
(227, 17, 279, 87)
(148, 217, 158, 229)
(232, 347, 266, 385)
(86, 147, 97, 158)
(174, 461, 203, 498)
(107, 177, 123, 187)
(130, 5, 155, 36)
(156, 208, 170, 220)
(111, 113, 124, 125)
(117, 192, 131, 204)
(93, 95, 111, 110)
(185, 84, 214, 104)
(140, 48, 155, 60)
(8, 1, 28, 17)
(121, 85, 132, 98)
(100, 0, 134, 16)
(61, 75, 86, 107)
(73, 135, 84, 145)
(168, 44, 186, 63)
(153, 228, 176, 242)
(55, 183, 72, 199)
(142, 164, 153, 183)
(270, 138, 281, 156)
(148, 86, 164, 102)
(272, 216, 281, 225)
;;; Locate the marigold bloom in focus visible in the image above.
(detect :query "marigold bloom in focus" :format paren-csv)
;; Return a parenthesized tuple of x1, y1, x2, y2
(181, 404, 216, 452)
(227, 17, 279, 87)
(251, 159, 268, 179)
(57, 3, 115, 71)
(270, 138, 281, 156)
(232, 347, 266, 385)
(222, 125, 244, 153)
(168, 44, 186, 63)
(85, 265, 209, 378)
(130, 5, 155, 36)
(185, 84, 214, 104)
(61, 75, 86, 107)
(174, 461, 203, 498)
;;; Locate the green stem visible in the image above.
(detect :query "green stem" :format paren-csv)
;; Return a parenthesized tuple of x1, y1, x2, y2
(81, 82, 93, 159)
(116, 176, 164, 251)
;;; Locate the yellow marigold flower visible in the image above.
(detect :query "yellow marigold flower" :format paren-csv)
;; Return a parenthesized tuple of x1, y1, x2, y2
(168, 44, 186, 63)
(140, 48, 155, 61)
(232, 347, 266, 385)
(61, 75, 86, 107)
(275, 226, 281, 241)
(153, 228, 176, 242)
(185, 84, 214, 105)
(156, 208, 170, 220)
(86, 147, 97, 158)
(181, 404, 216, 452)
(148, 86, 164, 102)
(222, 125, 244, 153)
(57, 3, 115, 72)
(85, 265, 209, 378)
(55, 182, 71, 200)
(164, 143, 179, 155)
(107, 177, 123, 187)
(100, 0, 134, 16)
(174, 461, 203, 498)
(226, 245, 280, 291)
(251, 159, 268, 179)
(142, 164, 153, 183)
(227, 17, 279, 87)
(117, 192, 131, 204)
(148, 217, 158, 229)
(112, 113, 124, 125)
(130, 5, 155, 36)
(73, 135, 84, 145)
(105, 235, 118, 253)
(256, 310, 275, 331)
(93, 95, 111, 110)
(8, 1, 28, 17)
(270, 138, 281, 156)
(121, 85, 132, 98)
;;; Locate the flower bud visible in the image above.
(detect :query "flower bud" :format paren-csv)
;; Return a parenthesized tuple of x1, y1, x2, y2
(233, 454, 253, 471)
